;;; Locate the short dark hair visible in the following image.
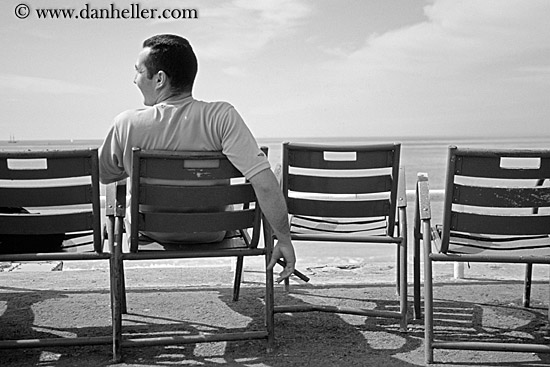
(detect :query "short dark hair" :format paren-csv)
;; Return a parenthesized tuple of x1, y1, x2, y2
(142, 34, 198, 93)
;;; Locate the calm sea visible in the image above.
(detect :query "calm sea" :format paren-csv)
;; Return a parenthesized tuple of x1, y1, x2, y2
(2, 135, 547, 190)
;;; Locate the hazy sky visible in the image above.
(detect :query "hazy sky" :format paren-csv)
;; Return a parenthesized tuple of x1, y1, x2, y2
(1, 0, 549, 141)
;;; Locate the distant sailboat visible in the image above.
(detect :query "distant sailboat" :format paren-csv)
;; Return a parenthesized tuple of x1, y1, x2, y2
(8, 134, 17, 143)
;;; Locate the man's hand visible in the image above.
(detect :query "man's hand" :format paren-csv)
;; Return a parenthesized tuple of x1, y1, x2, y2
(267, 239, 296, 283)
(248, 168, 296, 283)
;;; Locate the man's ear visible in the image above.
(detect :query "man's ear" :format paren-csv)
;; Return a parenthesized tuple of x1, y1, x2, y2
(155, 70, 168, 89)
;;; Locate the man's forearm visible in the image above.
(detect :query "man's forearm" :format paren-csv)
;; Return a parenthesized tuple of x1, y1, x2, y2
(249, 168, 296, 281)
(249, 169, 291, 242)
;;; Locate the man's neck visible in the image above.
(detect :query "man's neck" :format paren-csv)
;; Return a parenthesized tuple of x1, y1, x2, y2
(156, 90, 192, 104)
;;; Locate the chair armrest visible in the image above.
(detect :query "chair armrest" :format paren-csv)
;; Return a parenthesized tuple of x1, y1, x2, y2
(105, 183, 116, 217)
(416, 173, 431, 221)
(114, 180, 127, 217)
(397, 167, 407, 208)
(415, 173, 443, 252)
(106, 179, 127, 218)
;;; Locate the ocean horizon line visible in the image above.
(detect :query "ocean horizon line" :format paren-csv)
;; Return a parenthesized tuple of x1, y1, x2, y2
(1, 134, 549, 147)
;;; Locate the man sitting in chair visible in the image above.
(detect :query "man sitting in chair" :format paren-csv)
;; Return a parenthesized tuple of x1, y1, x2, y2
(99, 34, 295, 283)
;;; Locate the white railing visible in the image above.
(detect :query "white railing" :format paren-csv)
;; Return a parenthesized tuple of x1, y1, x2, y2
(99, 189, 445, 208)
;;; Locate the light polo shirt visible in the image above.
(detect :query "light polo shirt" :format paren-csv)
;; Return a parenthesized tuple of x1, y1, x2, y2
(99, 95, 270, 184)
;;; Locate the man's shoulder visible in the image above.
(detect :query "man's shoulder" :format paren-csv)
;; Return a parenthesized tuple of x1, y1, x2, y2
(192, 99, 235, 114)
(113, 107, 154, 125)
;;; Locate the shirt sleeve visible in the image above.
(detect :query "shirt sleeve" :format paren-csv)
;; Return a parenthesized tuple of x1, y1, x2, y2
(218, 106, 271, 180)
(98, 124, 128, 184)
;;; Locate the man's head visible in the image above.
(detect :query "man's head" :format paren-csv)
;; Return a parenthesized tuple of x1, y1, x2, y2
(134, 34, 198, 106)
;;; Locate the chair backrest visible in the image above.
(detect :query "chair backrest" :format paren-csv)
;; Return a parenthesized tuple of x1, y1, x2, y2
(0, 149, 102, 252)
(282, 142, 401, 237)
(440, 146, 550, 253)
(129, 148, 262, 251)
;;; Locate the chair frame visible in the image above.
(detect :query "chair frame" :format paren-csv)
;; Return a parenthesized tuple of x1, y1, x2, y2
(109, 148, 274, 362)
(415, 146, 550, 364)
(274, 142, 408, 330)
(0, 149, 115, 352)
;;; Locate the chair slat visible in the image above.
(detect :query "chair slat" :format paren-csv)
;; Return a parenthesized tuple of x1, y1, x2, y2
(455, 155, 550, 179)
(288, 174, 392, 195)
(288, 147, 396, 170)
(138, 210, 257, 233)
(138, 155, 241, 180)
(291, 216, 387, 235)
(139, 183, 255, 208)
(0, 185, 92, 207)
(0, 212, 94, 234)
(287, 198, 390, 218)
(447, 233, 550, 254)
(453, 184, 550, 208)
(0, 155, 92, 179)
(450, 212, 550, 236)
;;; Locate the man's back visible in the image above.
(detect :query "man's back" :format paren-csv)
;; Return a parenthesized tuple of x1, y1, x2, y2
(99, 95, 269, 185)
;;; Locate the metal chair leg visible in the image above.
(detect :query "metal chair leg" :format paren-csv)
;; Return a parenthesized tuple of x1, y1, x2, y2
(233, 256, 244, 301)
(523, 263, 533, 308)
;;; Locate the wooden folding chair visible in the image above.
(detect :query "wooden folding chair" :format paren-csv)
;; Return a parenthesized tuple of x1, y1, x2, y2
(0, 149, 114, 351)
(109, 148, 274, 362)
(414, 146, 550, 364)
(274, 142, 408, 330)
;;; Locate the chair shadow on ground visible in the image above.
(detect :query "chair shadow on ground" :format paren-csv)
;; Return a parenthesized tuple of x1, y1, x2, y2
(1, 279, 550, 366)
(422, 279, 550, 366)
(0, 286, 113, 366)
(104, 282, 425, 366)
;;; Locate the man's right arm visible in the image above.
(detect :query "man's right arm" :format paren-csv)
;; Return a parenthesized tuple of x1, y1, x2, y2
(248, 168, 296, 283)
(98, 126, 128, 185)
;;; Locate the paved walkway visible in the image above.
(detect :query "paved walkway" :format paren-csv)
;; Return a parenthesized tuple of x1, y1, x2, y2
(1, 251, 549, 366)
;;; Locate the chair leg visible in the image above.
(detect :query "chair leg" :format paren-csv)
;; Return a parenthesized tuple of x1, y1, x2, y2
(398, 208, 408, 331)
(413, 230, 422, 320)
(422, 221, 434, 364)
(120, 258, 127, 314)
(523, 263, 533, 308)
(413, 190, 423, 320)
(105, 215, 122, 362)
(117, 222, 127, 314)
(265, 254, 275, 352)
(111, 217, 124, 362)
(275, 259, 296, 291)
(396, 245, 401, 296)
(283, 277, 290, 292)
(111, 258, 123, 362)
(233, 256, 244, 301)
(399, 241, 408, 330)
(548, 267, 550, 326)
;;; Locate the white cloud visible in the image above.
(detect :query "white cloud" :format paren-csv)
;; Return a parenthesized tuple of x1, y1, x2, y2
(332, 0, 549, 79)
(285, 0, 550, 137)
(0, 74, 104, 95)
(185, 0, 311, 62)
